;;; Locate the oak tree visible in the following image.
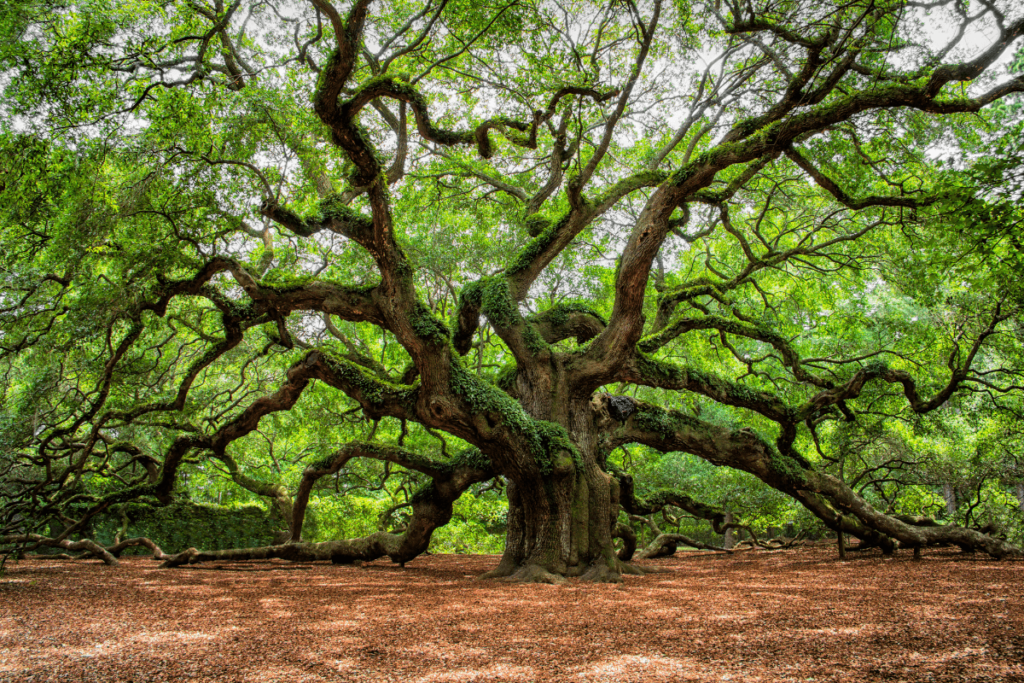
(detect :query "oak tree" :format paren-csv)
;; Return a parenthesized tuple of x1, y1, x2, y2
(3, 0, 1024, 581)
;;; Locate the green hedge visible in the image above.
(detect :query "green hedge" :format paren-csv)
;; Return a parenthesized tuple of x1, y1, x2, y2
(86, 500, 280, 554)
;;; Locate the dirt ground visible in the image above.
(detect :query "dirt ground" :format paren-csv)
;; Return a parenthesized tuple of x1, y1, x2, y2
(1, 546, 1022, 683)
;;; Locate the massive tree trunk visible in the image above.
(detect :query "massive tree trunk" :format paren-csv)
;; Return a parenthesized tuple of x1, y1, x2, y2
(482, 464, 624, 583)
(480, 372, 632, 583)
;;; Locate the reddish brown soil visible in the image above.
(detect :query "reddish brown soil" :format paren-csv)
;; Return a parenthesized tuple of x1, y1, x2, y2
(1, 547, 1022, 682)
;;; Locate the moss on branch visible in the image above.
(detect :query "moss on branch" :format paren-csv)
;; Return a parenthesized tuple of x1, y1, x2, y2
(448, 361, 578, 474)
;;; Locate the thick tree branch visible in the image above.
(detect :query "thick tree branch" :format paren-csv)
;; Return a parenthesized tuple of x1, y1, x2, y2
(784, 145, 940, 209)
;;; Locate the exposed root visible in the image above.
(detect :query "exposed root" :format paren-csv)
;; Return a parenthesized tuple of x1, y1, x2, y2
(477, 557, 520, 580)
(579, 563, 622, 583)
(478, 558, 661, 583)
(617, 561, 646, 576)
(508, 564, 566, 585)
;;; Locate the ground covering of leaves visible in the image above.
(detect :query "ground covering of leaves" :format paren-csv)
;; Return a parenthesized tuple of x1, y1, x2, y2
(1, 546, 1022, 683)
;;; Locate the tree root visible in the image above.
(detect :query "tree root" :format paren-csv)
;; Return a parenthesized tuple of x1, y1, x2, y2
(508, 564, 567, 584)
(479, 556, 662, 583)
(477, 558, 519, 580)
(580, 562, 623, 583)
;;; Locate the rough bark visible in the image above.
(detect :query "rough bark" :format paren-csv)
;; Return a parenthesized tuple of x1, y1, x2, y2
(943, 483, 958, 517)
(477, 379, 642, 583)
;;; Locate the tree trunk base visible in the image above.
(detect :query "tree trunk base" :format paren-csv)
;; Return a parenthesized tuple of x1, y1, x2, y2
(478, 557, 660, 583)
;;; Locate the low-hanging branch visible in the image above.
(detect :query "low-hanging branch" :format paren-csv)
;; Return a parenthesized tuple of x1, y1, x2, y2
(604, 397, 1022, 560)
(164, 445, 493, 568)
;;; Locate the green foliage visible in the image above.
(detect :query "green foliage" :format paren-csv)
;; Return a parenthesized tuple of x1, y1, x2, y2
(304, 495, 390, 543)
(429, 491, 507, 554)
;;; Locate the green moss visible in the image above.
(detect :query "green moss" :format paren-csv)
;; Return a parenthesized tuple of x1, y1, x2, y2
(635, 352, 767, 405)
(449, 447, 491, 471)
(632, 403, 806, 485)
(591, 170, 666, 207)
(479, 276, 519, 329)
(319, 192, 355, 221)
(323, 352, 419, 407)
(459, 279, 485, 308)
(463, 278, 550, 354)
(409, 302, 450, 343)
(534, 420, 582, 473)
(864, 359, 889, 376)
(495, 363, 518, 391)
(449, 360, 530, 431)
(523, 324, 550, 354)
(537, 302, 607, 328)
(259, 268, 316, 291)
(634, 352, 686, 383)
(313, 49, 342, 106)
(448, 362, 579, 475)
(506, 212, 569, 275)
(547, 307, 569, 327)
(522, 213, 550, 237)
(307, 453, 340, 471)
(767, 447, 807, 483)
(632, 402, 703, 437)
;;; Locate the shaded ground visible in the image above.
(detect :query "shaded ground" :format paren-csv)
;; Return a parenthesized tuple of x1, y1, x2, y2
(1, 546, 1022, 682)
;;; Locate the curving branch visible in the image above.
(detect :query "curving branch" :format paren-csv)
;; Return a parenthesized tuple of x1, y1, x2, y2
(260, 196, 374, 244)
(638, 314, 829, 387)
(797, 303, 1011, 421)
(784, 145, 940, 210)
(619, 354, 794, 425)
(342, 76, 619, 161)
(163, 445, 492, 568)
(290, 442, 493, 542)
(505, 169, 669, 300)
(591, 13, 1024, 376)
(598, 396, 1022, 559)
(529, 304, 607, 346)
(614, 469, 727, 532)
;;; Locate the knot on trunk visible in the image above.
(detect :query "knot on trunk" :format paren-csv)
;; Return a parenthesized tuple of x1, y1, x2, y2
(428, 397, 454, 421)
(606, 395, 637, 422)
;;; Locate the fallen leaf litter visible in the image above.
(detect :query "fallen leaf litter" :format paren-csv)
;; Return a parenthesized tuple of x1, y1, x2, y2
(1, 546, 1022, 682)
